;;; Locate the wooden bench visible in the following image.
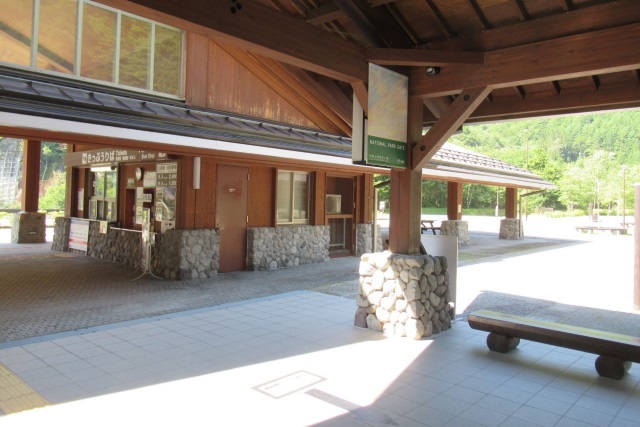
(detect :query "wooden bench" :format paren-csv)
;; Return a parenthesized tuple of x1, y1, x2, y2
(420, 220, 440, 235)
(575, 225, 627, 235)
(467, 310, 640, 380)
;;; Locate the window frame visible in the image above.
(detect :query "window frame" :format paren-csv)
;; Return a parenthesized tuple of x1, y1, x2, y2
(0, 0, 185, 99)
(276, 170, 311, 226)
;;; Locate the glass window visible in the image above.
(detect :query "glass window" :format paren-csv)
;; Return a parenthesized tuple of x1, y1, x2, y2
(153, 26, 182, 96)
(89, 169, 117, 221)
(277, 171, 309, 225)
(119, 15, 151, 90)
(81, 3, 117, 82)
(37, 0, 78, 74)
(0, 0, 34, 67)
(0, 0, 184, 97)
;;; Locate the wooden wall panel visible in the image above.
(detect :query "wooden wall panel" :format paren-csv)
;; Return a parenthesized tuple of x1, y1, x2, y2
(248, 165, 274, 227)
(177, 157, 195, 229)
(206, 41, 319, 129)
(185, 33, 210, 107)
(315, 171, 326, 225)
(195, 157, 216, 229)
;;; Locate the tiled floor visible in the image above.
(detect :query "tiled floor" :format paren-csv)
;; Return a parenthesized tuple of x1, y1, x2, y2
(0, 291, 638, 426)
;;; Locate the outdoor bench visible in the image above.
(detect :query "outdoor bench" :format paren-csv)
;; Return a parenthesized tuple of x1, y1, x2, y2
(420, 220, 440, 235)
(575, 225, 627, 235)
(467, 310, 640, 380)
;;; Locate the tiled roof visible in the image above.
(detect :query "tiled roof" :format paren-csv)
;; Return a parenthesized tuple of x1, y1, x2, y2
(0, 70, 555, 189)
(424, 143, 555, 190)
(0, 71, 351, 158)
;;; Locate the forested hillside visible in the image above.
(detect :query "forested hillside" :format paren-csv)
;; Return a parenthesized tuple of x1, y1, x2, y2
(449, 111, 640, 214)
(0, 138, 67, 209)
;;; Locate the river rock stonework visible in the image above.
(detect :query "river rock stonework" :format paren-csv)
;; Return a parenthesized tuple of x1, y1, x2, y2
(356, 223, 383, 257)
(51, 217, 71, 252)
(499, 218, 523, 240)
(440, 220, 470, 246)
(11, 212, 46, 243)
(87, 223, 141, 268)
(247, 226, 329, 270)
(153, 229, 219, 280)
(356, 251, 452, 339)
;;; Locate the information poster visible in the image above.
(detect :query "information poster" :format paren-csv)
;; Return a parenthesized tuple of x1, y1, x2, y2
(155, 162, 177, 221)
(77, 189, 84, 211)
(367, 63, 408, 168)
(69, 218, 89, 252)
(136, 187, 144, 225)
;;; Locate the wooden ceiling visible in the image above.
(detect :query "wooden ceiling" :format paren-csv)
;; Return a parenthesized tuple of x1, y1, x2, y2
(122, 0, 640, 163)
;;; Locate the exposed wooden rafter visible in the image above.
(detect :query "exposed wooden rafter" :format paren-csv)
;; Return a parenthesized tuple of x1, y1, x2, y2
(412, 87, 492, 170)
(305, 3, 343, 25)
(465, 0, 491, 29)
(385, 2, 420, 46)
(334, 0, 388, 46)
(426, 0, 640, 51)
(550, 81, 562, 96)
(424, 83, 640, 126)
(366, 48, 484, 66)
(126, 0, 368, 83)
(559, 0, 573, 11)
(411, 23, 640, 97)
(424, 0, 456, 38)
(514, 86, 526, 99)
(511, 0, 530, 21)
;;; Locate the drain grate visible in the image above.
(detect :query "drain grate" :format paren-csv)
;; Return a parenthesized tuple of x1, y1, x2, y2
(253, 371, 325, 399)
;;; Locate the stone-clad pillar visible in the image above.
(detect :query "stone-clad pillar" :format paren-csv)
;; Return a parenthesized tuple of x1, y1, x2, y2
(12, 140, 46, 243)
(355, 252, 452, 339)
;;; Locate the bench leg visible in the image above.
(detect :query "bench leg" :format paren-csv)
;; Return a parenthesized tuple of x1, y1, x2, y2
(595, 356, 632, 380)
(486, 333, 520, 353)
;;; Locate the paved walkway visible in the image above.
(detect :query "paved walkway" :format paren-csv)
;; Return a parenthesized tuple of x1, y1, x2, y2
(0, 218, 639, 425)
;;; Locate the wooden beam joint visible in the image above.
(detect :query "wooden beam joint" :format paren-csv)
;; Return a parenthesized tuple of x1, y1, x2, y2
(412, 86, 491, 171)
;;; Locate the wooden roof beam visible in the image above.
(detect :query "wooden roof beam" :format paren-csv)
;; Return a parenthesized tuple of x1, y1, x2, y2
(305, 3, 344, 25)
(412, 86, 491, 170)
(465, 0, 491, 30)
(424, 0, 456, 38)
(126, 0, 368, 83)
(411, 23, 640, 97)
(426, 0, 640, 51)
(458, 83, 640, 123)
(510, 0, 530, 21)
(367, 48, 484, 66)
(352, 81, 369, 117)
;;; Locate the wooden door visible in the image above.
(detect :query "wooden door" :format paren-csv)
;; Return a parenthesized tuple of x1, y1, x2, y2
(216, 165, 248, 272)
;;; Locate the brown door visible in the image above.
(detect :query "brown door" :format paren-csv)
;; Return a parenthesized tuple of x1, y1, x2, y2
(216, 165, 248, 272)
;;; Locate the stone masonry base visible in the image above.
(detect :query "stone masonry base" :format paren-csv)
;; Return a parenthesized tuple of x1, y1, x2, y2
(356, 251, 452, 340)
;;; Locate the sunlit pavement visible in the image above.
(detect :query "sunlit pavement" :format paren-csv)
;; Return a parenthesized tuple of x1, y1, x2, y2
(1, 291, 638, 427)
(0, 216, 639, 425)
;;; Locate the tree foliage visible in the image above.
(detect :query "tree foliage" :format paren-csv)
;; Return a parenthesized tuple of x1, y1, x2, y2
(449, 111, 640, 212)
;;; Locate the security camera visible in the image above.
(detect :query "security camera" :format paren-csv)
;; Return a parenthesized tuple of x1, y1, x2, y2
(425, 66, 440, 76)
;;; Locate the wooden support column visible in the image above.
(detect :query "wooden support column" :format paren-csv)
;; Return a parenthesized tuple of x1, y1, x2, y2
(64, 145, 76, 217)
(21, 140, 41, 212)
(388, 96, 423, 254)
(447, 182, 463, 220)
(505, 188, 518, 219)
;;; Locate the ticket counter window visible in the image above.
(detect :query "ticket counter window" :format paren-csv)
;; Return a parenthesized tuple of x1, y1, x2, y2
(89, 169, 118, 221)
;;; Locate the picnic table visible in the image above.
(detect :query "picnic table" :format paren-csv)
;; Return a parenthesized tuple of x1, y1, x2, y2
(420, 220, 440, 235)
